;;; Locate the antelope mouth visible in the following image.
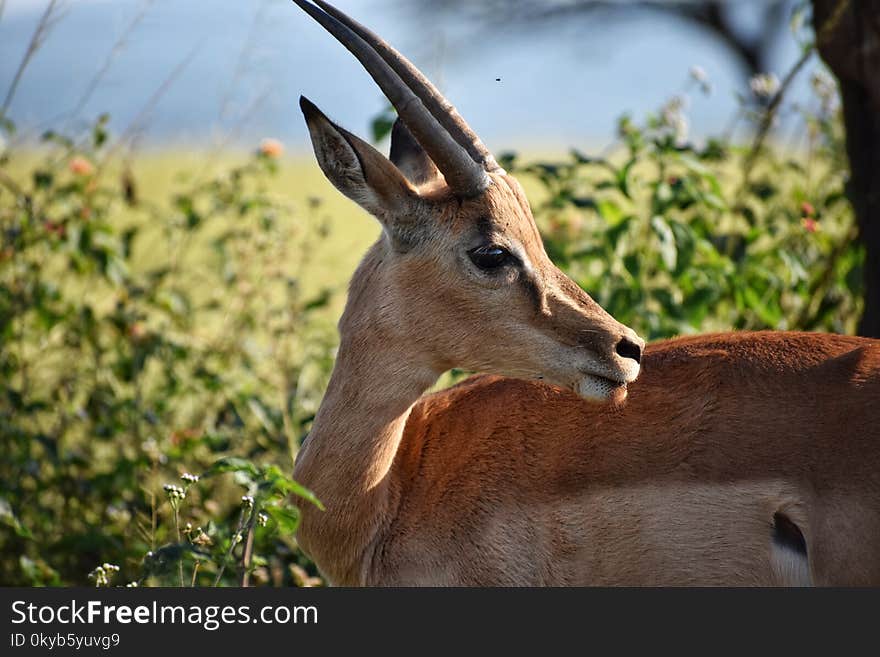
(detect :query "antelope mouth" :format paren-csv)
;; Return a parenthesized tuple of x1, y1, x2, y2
(574, 373, 629, 403)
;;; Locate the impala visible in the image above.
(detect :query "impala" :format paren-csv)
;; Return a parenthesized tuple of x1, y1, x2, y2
(290, 0, 880, 586)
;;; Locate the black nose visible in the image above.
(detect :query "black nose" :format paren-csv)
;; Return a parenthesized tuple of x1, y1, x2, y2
(615, 337, 642, 364)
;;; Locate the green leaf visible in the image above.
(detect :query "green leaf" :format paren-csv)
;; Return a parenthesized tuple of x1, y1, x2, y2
(370, 105, 396, 143)
(779, 249, 808, 283)
(33, 170, 54, 189)
(0, 114, 15, 135)
(93, 114, 110, 148)
(655, 181, 673, 207)
(0, 498, 32, 539)
(622, 253, 641, 278)
(597, 199, 625, 226)
(702, 192, 727, 211)
(616, 158, 636, 199)
(265, 506, 300, 533)
(679, 154, 726, 202)
(303, 289, 332, 312)
(605, 215, 633, 249)
(669, 220, 695, 275)
(174, 195, 202, 230)
(650, 215, 677, 271)
(742, 286, 782, 326)
(570, 197, 597, 210)
(683, 288, 717, 326)
(202, 456, 260, 478)
(156, 288, 190, 318)
(20, 556, 60, 586)
(270, 476, 325, 511)
(247, 397, 276, 432)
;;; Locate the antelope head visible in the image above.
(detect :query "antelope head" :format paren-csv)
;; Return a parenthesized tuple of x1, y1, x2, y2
(295, 0, 644, 402)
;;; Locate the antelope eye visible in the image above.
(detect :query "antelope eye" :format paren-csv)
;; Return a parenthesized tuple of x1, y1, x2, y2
(468, 245, 512, 270)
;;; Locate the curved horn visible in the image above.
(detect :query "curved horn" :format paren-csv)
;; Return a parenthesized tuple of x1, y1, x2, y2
(292, 0, 491, 197)
(311, 0, 502, 174)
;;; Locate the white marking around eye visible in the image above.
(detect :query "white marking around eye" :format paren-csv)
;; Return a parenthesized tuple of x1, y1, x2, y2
(507, 240, 533, 275)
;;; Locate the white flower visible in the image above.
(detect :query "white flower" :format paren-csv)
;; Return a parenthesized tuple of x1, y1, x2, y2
(810, 70, 838, 114)
(750, 73, 780, 99)
(163, 484, 186, 504)
(241, 495, 254, 509)
(106, 504, 131, 524)
(660, 96, 689, 146)
(88, 564, 118, 587)
(689, 66, 711, 94)
(811, 71, 834, 98)
(191, 527, 213, 546)
(690, 66, 707, 83)
(180, 472, 199, 485)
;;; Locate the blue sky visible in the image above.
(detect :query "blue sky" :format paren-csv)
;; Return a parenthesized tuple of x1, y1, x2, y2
(0, 0, 823, 153)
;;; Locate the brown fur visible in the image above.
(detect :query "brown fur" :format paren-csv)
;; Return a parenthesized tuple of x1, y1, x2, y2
(376, 332, 880, 585)
(297, 329, 880, 585)
(295, 94, 879, 587)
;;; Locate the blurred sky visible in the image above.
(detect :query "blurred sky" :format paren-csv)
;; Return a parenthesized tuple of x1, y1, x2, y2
(0, 0, 821, 154)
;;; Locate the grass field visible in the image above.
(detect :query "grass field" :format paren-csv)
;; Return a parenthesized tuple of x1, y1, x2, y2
(8, 148, 381, 304)
(135, 152, 379, 293)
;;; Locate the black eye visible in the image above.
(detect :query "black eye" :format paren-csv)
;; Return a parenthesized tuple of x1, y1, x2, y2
(468, 245, 512, 270)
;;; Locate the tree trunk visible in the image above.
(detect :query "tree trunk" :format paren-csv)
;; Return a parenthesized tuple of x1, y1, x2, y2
(839, 82, 880, 337)
(813, 0, 880, 337)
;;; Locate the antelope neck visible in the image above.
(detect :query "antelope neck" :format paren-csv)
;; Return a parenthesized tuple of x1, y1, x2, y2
(297, 315, 440, 510)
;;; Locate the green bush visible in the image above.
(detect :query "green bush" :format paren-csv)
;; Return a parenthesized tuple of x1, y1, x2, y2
(1, 119, 331, 586)
(504, 70, 861, 340)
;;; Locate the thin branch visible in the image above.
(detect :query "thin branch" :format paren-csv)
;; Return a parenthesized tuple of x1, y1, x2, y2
(213, 506, 250, 587)
(414, 0, 786, 76)
(100, 40, 203, 168)
(217, 0, 270, 124)
(196, 85, 271, 181)
(814, 0, 852, 47)
(794, 223, 861, 329)
(685, 2, 762, 73)
(0, 168, 27, 199)
(173, 506, 184, 587)
(760, 1, 788, 50)
(69, 0, 156, 121)
(239, 512, 257, 587)
(2, 0, 66, 116)
(740, 46, 814, 189)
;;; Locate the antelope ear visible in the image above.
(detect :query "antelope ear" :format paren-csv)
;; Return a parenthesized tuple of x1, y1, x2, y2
(300, 96, 418, 228)
(389, 118, 441, 185)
